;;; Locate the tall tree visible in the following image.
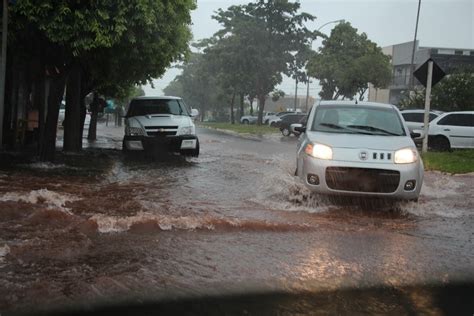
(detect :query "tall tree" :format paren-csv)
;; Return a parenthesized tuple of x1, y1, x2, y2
(213, 1, 316, 124)
(9, 0, 195, 159)
(307, 22, 391, 100)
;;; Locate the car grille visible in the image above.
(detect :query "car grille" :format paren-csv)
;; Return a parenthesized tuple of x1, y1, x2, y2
(145, 126, 178, 137)
(325, 167, 400, 193)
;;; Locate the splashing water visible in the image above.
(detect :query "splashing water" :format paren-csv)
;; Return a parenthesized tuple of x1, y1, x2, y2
(0, 189, 80, 214)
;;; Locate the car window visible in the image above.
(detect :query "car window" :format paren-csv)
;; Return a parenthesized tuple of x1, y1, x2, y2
(126, 99, 187, 117)
(402, 112, 423, 123)
(402, 112, 438, 122)
(438, 114, 473, 127)
(312, 105, 406, 136)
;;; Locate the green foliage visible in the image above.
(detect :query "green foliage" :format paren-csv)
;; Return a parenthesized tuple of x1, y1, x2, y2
(307, 22, 391, 100)
(271, 90, 286, 102)
(168, 0, 316, 124)
(163, 53, 225, 120)
(422, 150, 474, 174)
(399, 71, 474, 111)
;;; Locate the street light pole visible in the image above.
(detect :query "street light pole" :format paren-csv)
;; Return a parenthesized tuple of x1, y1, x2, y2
(409, 0, 421, 90)
(0, 0, 8, 149)
(305, 19, 345, 107)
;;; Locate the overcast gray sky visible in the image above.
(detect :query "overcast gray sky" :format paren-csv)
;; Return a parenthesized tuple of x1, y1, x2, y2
(144, 0, 473, 97)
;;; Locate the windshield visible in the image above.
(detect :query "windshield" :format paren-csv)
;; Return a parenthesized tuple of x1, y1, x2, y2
(311, 105, 406, 136)
(126, 99, 188, 117)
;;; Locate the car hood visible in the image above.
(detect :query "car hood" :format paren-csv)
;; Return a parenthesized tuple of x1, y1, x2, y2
(306, 131, 414, 150)
(127, 114, 193, 127)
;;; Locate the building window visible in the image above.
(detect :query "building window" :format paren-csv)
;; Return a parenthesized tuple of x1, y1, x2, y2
(455, 50, 463, 55)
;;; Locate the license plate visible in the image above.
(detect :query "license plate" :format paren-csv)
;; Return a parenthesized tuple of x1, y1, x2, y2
(180, 139, 197, 149)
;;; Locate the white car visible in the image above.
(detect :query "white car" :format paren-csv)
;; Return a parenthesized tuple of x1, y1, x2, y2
(240, 115, 258, 124)
(427, 111, 474, 151)
(123, 96, 200, 156)
(295, 101, 423, 201)
(400, 109, 443, 133)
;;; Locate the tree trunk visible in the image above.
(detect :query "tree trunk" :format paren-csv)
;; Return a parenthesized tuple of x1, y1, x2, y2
(32, 63, 46, 149)
(230, 92, 236, 124)
(249, 98, 254, 116)
(239, 93, 244, 119)
(39, 73, 66, 162)
(87, 92, 99, 141)
(15, 67, 28, 147)
(257, 94, 266, 125)
(63, 62, 83, 152)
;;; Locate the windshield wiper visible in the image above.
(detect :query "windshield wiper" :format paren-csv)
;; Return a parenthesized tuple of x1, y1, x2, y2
(319, 123, 345, 129)
(318, 123, 372, 135)
(347, 125, 403, 136)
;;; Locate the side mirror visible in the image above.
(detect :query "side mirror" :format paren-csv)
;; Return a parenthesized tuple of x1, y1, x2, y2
(291, 123, 305, 133)
(190, 109, 199, 117)
(411, 129, 423, 139)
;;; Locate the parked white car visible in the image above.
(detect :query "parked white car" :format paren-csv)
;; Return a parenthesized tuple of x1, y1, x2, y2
(427, 111, 474, 150)
(240, 115, 257, 124)
(123, 96, 199, 156)
(400, 109, 444, 133)
(295, 101, 423, 201)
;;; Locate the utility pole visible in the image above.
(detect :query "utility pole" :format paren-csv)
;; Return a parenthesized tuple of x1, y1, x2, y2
(0, 0, 8, 149)
(409, 0, 421, 90)
(305, 79, 310, 112)
(422, 60, 433, 153)
(294, 78, 298, 111)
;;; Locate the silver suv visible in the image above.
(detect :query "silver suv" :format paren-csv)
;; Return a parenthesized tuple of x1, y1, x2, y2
(123, 96, 199, 157)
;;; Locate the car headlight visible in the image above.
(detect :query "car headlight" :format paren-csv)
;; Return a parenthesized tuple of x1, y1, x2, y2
(125, 126, 145, 136)
(305, 143, 333, 160)
(177, 126, 195, 136)
(394, 148, 418, 164)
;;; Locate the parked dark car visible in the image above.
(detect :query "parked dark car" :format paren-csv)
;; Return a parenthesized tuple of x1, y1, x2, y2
(274, 113, 307, 136)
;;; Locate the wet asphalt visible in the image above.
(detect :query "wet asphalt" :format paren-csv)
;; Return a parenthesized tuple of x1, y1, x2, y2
(0, 125, 473, 314)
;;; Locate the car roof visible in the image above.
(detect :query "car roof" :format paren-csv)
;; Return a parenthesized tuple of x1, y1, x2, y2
(438, 111, 474, 115)
(400, 109, 444, 114)
(131, 96, 182, 101)
(318, 100, 395, 110)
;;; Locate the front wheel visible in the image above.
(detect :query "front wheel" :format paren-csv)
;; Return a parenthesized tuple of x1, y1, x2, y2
(281, 128, 291, 136)
(242, 119, 249, 125)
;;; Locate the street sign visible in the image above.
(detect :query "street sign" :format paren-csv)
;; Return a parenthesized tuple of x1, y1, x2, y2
(414, 58, 445, 88)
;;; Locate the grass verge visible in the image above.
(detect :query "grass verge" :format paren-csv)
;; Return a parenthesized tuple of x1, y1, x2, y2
(198, 122, 278, 135)
(422, 149, 474, 174)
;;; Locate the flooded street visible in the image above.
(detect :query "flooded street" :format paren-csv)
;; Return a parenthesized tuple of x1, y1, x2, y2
(0, 125, 473, 313)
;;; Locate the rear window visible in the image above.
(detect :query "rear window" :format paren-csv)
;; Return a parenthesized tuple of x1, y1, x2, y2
(126, 99, 188, 117)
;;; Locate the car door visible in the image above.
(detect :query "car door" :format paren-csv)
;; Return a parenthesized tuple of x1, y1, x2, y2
(436, 113, 474, 148)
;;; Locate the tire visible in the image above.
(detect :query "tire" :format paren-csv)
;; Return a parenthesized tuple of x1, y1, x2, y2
(281, 128, 291, 136)
(270, 122, 276, 127)
(264, 119, 269, 124)
(242, 119, 249, 125)
(430, 136, 450, 151)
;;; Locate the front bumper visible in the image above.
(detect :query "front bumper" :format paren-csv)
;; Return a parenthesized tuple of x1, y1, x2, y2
(299, 154, 423, 200)
(123, 135, 198, 153)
